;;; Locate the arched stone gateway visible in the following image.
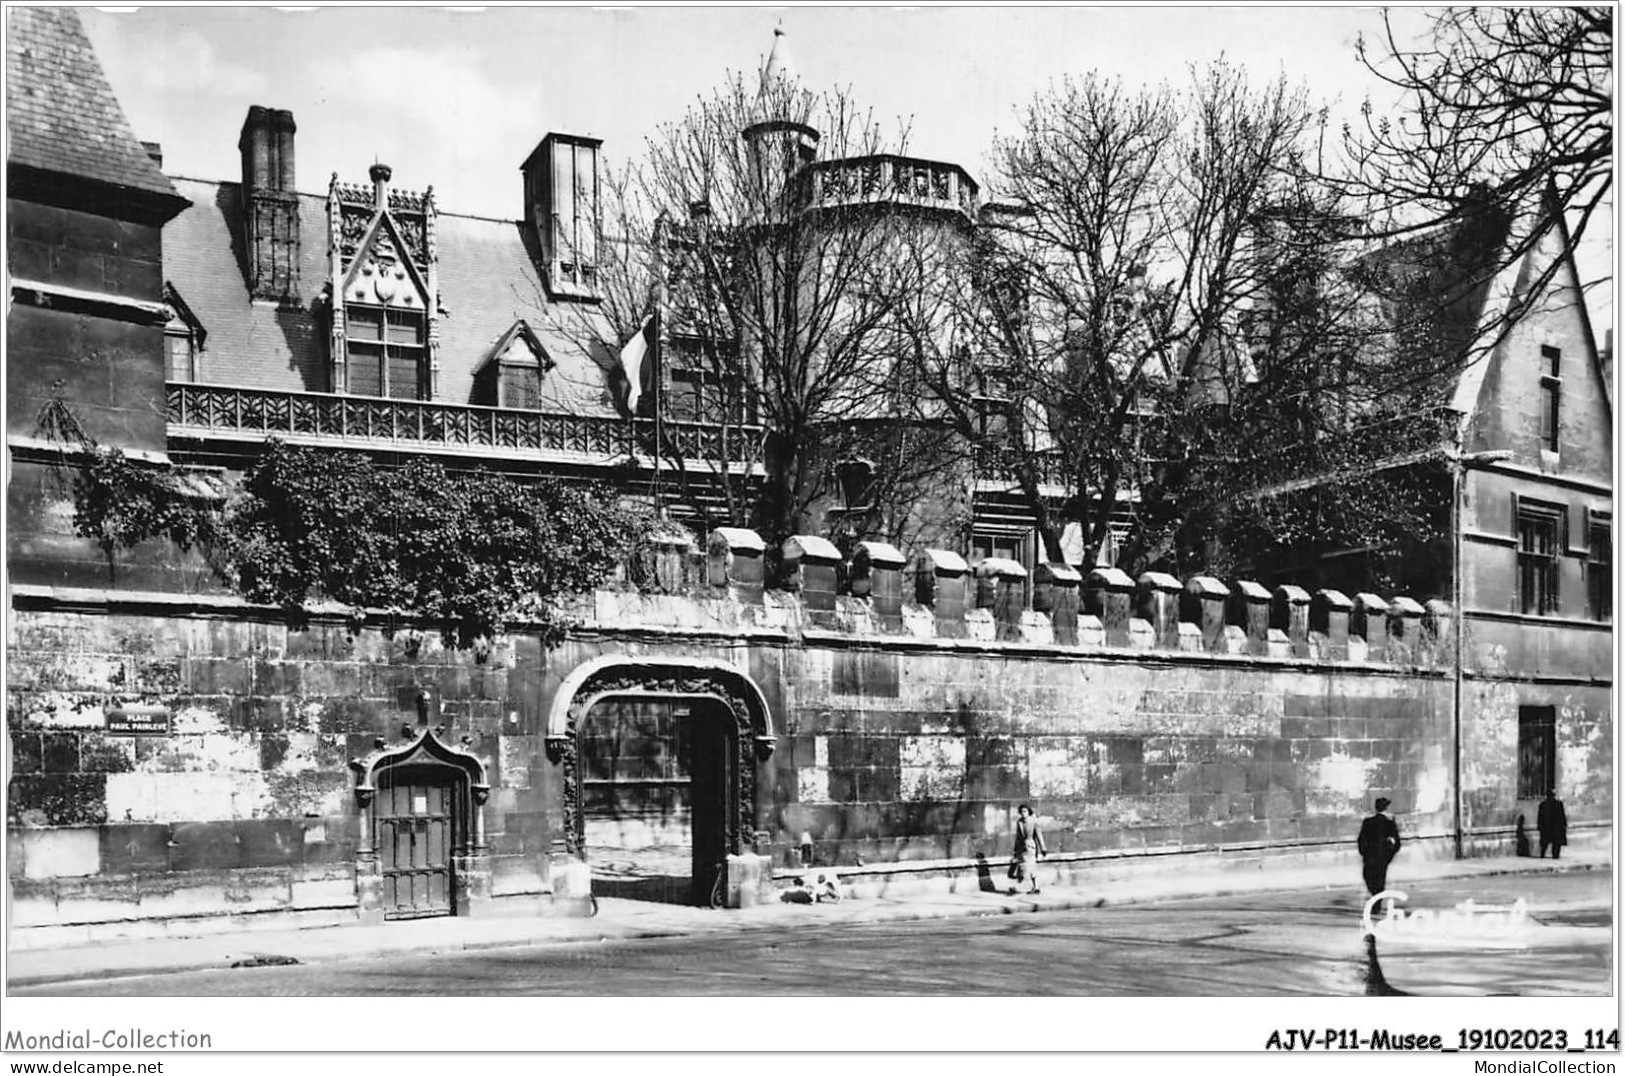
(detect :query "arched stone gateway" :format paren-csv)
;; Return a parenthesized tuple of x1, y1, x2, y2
(351, 726, 491, 921)
(544, 656, 776, 907)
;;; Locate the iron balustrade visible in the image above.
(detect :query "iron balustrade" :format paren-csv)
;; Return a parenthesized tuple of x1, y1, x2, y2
(166, 383, 765, 466)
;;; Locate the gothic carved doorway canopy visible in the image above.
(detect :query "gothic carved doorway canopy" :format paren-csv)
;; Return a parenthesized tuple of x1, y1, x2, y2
(350, 726, 492, 918)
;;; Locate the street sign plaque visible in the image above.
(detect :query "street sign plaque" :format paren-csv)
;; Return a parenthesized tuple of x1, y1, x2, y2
(105, 704, 171, 736)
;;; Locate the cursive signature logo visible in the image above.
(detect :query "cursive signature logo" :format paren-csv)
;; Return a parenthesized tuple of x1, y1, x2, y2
(1362, 889, 1531, 947)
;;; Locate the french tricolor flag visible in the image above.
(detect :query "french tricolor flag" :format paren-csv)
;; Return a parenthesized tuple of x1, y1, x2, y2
(620, 312, 657, 416)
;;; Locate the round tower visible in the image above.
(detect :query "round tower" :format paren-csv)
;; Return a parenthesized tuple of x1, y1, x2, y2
(742, 28, 819, 215)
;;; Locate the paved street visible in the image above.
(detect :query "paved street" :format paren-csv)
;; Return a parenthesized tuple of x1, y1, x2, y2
(17, 868, 1608, 997)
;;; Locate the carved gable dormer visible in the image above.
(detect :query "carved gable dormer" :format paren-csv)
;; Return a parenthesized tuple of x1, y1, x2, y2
(474, 320, 554, 409)
(327, 164, 441, 399)
(343, 214, 430, 310)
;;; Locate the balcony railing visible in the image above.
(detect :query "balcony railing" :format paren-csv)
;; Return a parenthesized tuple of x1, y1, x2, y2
(802, 155, 978, 222)
(166, 383, 765, 468)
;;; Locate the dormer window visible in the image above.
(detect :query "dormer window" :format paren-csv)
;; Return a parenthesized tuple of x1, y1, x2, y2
(474, 320, 553, 409)
(328, 169, 439, 400)
(162, 282, 206, 382)
(666, 334, 751, 424)
(166, 329, 197, 382)
(502, 363, 542, 410)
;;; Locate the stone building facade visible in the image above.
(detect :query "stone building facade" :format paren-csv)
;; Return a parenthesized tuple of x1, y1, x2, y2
(4, 10, 1612, 943)
(21, 549, 1612, 946)
(1447, 213, 1614, 858)
(1271, 200, 1615, 860)
(6, 8, 189, 592)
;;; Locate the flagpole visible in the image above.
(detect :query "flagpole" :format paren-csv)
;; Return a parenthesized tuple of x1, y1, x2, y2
(652, 220, 667, 519)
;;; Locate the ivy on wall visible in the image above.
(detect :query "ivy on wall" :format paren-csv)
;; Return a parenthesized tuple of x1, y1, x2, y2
(72, 439, 651, 649)
(73, 447, 216, 562)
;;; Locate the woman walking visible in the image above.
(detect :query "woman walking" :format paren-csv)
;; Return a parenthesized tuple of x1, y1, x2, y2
(1011, 804, 1046, 895)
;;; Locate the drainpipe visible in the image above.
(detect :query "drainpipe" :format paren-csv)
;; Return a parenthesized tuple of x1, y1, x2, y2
(1451, 455, 1464, 861)
(1451, 446, 1512, 860)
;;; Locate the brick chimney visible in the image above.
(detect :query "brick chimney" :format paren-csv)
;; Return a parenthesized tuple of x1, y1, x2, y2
(238, 105, 300, 303)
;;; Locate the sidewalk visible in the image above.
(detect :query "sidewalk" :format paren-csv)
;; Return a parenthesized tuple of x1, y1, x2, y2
(6, 847, 1608, 989)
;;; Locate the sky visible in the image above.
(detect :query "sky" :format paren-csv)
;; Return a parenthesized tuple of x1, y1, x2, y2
(79, 4, 1419, 218)
(77, 4, 1610, 333)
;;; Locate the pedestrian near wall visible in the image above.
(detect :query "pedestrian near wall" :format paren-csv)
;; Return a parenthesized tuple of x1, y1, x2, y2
(1356, 796, 1401, 896)
(1537, 789, 1568, 859)
(1010, 804, 1046, 895)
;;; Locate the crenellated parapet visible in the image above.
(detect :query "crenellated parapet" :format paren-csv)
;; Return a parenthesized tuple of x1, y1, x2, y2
(849, 542, 906, 631)
(598, 529, 1454, 668)
(1033, 563, 1081, 645)
(1181, 576, 1229, 653)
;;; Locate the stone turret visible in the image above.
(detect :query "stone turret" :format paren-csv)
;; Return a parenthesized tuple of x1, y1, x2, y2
(742, 28, 819, 218)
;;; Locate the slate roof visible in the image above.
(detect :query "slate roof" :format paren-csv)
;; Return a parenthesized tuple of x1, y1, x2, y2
(164, 177, 621, 416)
(164, 180, 327, 391)
(6, 7, 180, 199)
(1347, 207, 1522, 418)
(1285, 192, 1605, 476)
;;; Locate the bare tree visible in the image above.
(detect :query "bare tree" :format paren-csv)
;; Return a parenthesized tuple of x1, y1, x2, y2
(1339, 7, 1612, 347)
(554, 61, 972, 559)
(909, 63, 1340, 571)
(1140, 184, 1454, 588)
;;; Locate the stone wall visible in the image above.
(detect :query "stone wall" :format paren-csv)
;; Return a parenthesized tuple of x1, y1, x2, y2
(7, 603, 564, 943)
(6, 200, 169, 455)
(10, 536, 1607, 943)
(1459, 677, 1613, 848)
(767, 643, 1452, 867)
(6, 193, 191, 595)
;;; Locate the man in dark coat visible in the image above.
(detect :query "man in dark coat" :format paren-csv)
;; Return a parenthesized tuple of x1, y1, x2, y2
(1537, 789, 1568, 859)
(1357, 797, 1402, 896)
